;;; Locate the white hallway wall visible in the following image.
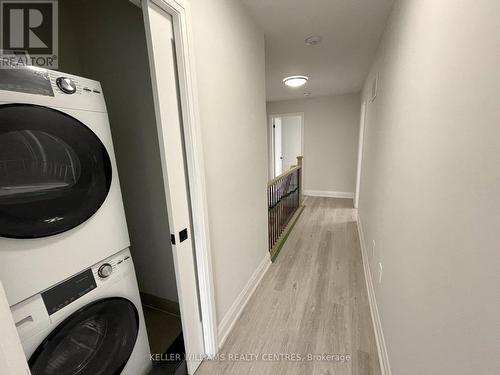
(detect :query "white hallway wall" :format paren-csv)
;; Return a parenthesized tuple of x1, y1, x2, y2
(189, 0, 269, 331)
(268, 93, 360, 196)
(359, 0, 500, 374)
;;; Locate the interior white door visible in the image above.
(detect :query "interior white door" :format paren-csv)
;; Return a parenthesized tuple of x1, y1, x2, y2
(0, 281, 30, 375)
(281, 115, 302, 170)
(142, 1, 204, 373)
(273, 117, 283, 176)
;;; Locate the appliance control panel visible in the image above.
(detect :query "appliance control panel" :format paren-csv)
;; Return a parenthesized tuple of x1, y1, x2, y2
(48, 70, 103, 97)
(0, 66, 107, 113)
(92, 249, 132, 283)
(36, 249, 133, 315)
(41, 269, 96, 316)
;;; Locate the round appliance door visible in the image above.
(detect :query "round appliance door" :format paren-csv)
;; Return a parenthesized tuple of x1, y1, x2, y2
(0, 104, 112, 238)
(29, 298, 139, 375)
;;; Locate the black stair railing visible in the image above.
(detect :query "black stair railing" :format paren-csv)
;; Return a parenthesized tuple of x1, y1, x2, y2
(267, 156, 303, 258)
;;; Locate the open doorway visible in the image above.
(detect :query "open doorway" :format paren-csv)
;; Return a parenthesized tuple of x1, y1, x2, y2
(57, 1, 203, 373)
(269, 113, 304, 178)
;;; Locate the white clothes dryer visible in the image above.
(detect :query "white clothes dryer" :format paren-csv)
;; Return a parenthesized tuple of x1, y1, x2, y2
(0, 67, 130, 306)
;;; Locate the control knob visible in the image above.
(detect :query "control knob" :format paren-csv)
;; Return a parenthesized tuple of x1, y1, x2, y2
(98, 263, 113, 278)
(56, 77, 77, 94)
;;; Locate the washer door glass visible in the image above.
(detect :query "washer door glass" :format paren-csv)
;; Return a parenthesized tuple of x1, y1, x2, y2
(0, 104, 112, 238)
(29, 298, 139, 375)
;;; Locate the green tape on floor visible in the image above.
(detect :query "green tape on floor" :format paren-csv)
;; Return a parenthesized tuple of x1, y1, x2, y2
(271, 205, 305, 262)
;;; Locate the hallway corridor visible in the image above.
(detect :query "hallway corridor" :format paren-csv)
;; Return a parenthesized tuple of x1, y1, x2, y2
(196, 197, 380, 375)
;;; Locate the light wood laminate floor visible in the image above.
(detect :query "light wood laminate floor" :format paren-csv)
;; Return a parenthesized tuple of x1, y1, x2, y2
(195, 197, 381, 375)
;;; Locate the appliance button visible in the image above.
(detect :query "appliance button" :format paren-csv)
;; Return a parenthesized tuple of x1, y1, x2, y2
(98, 263, 113, 278)
(56, 77, 77, 94)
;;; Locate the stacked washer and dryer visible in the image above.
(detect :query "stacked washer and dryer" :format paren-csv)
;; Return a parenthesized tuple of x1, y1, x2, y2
(0, 67, 152, 374)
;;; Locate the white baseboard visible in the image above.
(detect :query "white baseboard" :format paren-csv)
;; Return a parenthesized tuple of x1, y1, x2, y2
(356, 214, 392, 375)
(304, 190, 355, 199)
(217, 252, 272, 348)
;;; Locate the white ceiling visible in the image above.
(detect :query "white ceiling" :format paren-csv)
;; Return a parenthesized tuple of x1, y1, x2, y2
(241, 0, 394, 102)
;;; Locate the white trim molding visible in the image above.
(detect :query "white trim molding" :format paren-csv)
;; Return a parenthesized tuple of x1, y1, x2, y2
(218, 253, 272, 348)
(354, 100, 367, 209)
(356, 214, 392, 375)
(304, 190, 355, 199)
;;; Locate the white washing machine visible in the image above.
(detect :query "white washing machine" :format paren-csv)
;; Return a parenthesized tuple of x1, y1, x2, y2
(11, 248, 152, 375)
(0, 66, 130, 307)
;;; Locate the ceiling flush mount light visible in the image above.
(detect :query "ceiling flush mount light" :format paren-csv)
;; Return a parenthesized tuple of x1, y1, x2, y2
(305, 35, 322, 46)
(283, 76, 309, 88)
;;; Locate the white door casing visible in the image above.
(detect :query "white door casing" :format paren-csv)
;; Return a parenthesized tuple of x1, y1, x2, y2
(273, 117, 283, 176)
(139, 0, 218, 359)
(269, 113, 304, 178)
(142, 1, 205, 372)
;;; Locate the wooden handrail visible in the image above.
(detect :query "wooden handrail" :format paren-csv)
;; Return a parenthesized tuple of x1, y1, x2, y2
(267, 155, 303, 187)
(267, 165, 300, 187)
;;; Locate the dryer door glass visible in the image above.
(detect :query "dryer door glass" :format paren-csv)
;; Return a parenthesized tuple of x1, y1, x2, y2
(0, 104, 112, 238)
(29, 298, 139, 375)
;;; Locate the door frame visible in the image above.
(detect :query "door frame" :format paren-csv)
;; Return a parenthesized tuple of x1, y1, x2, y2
(268, 112, 304, 179)
(272, 116, 282, 177)
(354, 100, 367, 209)
(131, 0, 218, 357)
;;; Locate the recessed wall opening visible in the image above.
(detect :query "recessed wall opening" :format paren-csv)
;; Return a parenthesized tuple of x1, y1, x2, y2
(57, 0, 193, 373)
